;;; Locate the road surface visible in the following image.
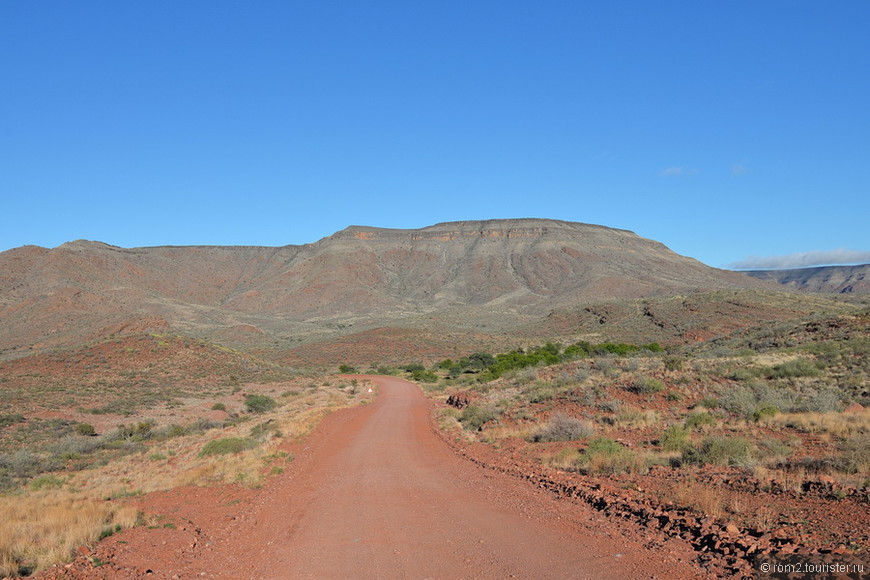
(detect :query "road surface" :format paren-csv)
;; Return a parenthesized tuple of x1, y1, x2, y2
(47, 376, 702, 579)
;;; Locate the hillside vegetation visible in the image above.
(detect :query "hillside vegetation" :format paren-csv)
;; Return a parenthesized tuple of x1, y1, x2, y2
(409, 312, 869, 559)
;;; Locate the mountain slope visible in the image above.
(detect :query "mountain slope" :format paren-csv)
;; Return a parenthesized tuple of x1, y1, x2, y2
(744, 264, 869, 294)
(0, 219, 777, 357)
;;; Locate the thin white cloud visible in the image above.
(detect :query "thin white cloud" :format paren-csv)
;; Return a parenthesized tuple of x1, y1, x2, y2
(660, 166, 698, 177)
(731, 162, 749, 176)
(728, 249, 870, 270)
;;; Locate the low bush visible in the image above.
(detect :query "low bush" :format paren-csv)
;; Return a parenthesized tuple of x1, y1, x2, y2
(682, 436, 755, 467)
(625, 377, 665, 395)
(756, 437, 794, 464)
(765, 358, 821, 379)
(751, 403, 780, 422)
(29, 475, 64, 491)
(664, 357, 684, 371)
(244, 394, 277, 414)
(249, 420, 281, 440)
(660, 425, 691, 452)
(198, 437, 257, 457)
(684, 412, 717, 430)
(410, 369, 438, 383)
(74, 423, 96, 436)
(697, 397, 719, 410)
(836, 433, 870, 474)
(46, 435, 106, 458)
(0, 414, 25, 428)
(577, 437, 645, 474)
(794, 388, 845, 413)
(719, 383, 794, 418)
(615, 407, 659, 428)
(107, 422, 154, 442)
(529, 414, 594, 442)
(524, 382, 557, 403)
(459, 406, 497, 431)
(1, 450, 43, 479)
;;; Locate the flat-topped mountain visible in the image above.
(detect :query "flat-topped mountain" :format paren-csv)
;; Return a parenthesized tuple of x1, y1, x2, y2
(744, 264, 869, 294)
(0, 219, 778, 358)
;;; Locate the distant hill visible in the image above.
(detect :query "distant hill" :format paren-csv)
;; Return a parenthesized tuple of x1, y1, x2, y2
(744, 264, 869, 294)
(0, 218, 808, 360)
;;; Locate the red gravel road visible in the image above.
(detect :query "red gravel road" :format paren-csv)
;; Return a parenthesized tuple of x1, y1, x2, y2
(44, 377, 703, 579)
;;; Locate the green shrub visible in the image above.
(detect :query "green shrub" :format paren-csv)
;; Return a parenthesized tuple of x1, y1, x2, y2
(459, 352, 496, 373)
(751, 403, 780, 422)
(446, 364, 463, 379)
(583, 437, 624, 455)
(109, 422, 154, 442)
(29, 475, 64, 490)
(99, 524, 122, 540)
(795, 388, 845, 413)
(719, 383, 794, 418)
(529, 414, 594, 442)
(338, 364, 358, 373)
(660, 425, 691, 452)
(765, 358, 821, 379)
(697, 397, 719, 410)
(684, 412, 716, 430)
(625, 377, 665, 395)
(682, 436, 755, 467)
(74, 423, 96, 436)
(244, 394, 277, 414)
(0, 414, 25, 428)
(410, 369, 438, 383)
(1, 450, 42, 479)
(729, 367, 758, 381)
(577, 437, 643, 474)
(459, 406, 497, 431)
(524, 382, 557, 403)
(596, 399, 623, 413)
(198, 437, 257, 457)
(594, 343, 640, 356)
(46, 435, 106, 457)
(211, 403, 227, 411)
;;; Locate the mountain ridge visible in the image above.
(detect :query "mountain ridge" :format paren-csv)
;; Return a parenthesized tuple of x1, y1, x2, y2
(0, 218, 791, 359)
(744, 263, 869, 294)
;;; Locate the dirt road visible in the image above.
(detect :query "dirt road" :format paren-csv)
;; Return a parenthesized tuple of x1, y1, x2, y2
(46, 377, 702, 579)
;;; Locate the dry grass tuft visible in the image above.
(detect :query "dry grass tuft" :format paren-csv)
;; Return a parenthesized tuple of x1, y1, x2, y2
(674, 481, 724, 519)
(764, 409, 870, 437)
(0, 491, 139, 577)
(614, 406, 660, 429)
(544, 447, 583, 470)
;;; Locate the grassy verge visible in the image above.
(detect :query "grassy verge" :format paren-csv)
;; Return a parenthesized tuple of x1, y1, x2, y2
(0, 375, 373, 577)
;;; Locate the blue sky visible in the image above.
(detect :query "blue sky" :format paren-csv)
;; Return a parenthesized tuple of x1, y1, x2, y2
(1, 1, 868, 269)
